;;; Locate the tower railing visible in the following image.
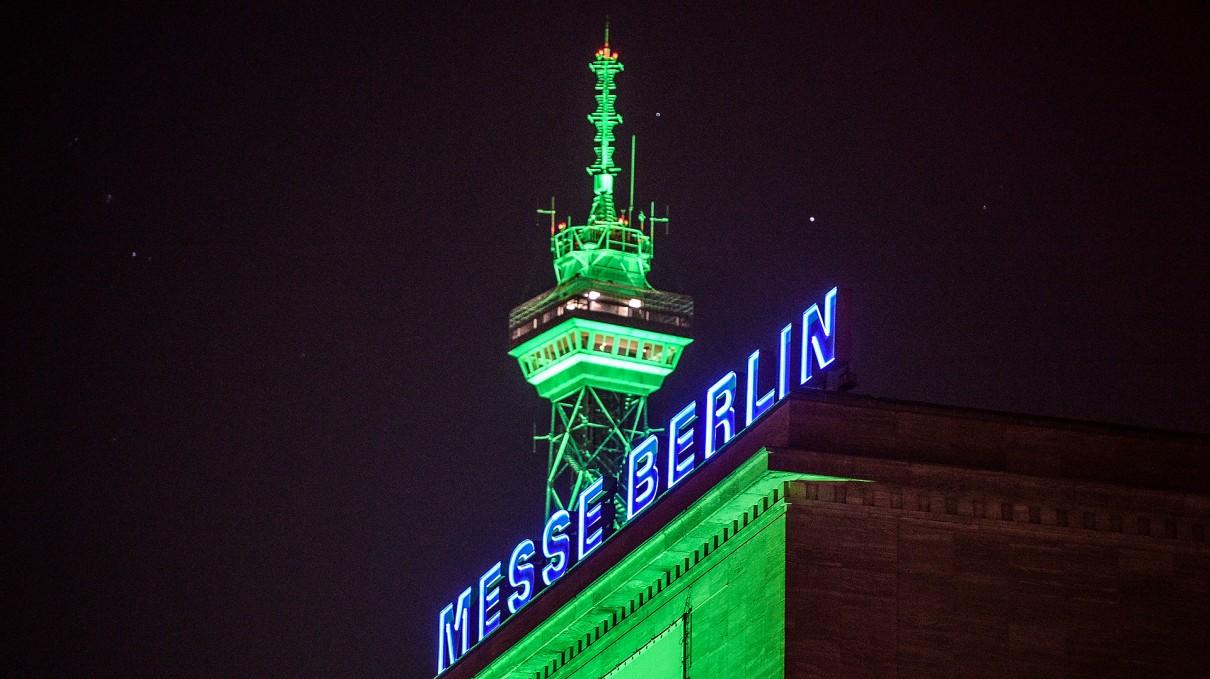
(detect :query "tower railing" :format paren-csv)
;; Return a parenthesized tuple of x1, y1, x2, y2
(550, 223, 651, 260)
(509, 278, 693, 344)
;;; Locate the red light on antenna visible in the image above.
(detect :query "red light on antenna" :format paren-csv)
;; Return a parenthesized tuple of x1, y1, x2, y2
(557, 221, 567, 231)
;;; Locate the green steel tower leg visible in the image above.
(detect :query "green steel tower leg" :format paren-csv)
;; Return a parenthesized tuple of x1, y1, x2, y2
(508, 27, 693, 528)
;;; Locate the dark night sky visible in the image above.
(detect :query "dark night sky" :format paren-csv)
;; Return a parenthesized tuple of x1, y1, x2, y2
(12, 2, 1210, 677)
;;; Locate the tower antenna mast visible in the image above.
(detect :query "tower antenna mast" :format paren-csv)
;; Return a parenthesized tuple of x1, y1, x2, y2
(628, 135, 636, 226)
(537, 196, 556, 235)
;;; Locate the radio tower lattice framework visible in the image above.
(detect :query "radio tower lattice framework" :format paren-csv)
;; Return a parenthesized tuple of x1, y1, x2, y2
(507, 26, 693, 525)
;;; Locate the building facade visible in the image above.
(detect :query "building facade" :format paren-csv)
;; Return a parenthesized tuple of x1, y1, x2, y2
(443, 390, 1210, 678)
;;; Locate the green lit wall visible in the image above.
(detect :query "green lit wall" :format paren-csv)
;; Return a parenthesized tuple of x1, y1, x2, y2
(560, 508, 786, 679)
(468, 452, 854, 679)
(595, 618, 683, 678)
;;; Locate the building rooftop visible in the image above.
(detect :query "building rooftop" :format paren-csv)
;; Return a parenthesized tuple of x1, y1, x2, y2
(442, 389, 1210, 677)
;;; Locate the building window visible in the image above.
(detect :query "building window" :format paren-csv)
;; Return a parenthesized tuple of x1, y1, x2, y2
(597, 616, 687, 679)
(648, 341, 667, 363)
(619, 339, 638, 358)
(594, 334, 615, 354)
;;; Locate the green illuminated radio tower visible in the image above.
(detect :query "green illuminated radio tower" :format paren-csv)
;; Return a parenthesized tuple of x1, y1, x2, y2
(508, 27, 693, 525)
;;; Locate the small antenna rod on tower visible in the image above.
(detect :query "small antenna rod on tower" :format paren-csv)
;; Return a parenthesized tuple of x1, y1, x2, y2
(537, 196, 557, 235)
(628, 135, 636, 226)
(650, 201, 655, 255)
(648, 201, 670, 256)
(604, 16, 610, 48)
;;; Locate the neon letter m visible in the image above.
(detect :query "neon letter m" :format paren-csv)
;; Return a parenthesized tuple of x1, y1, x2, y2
(437, 587, 472, 673)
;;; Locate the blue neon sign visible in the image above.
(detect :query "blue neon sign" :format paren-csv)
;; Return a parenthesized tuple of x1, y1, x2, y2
(435, 286, 848, 674)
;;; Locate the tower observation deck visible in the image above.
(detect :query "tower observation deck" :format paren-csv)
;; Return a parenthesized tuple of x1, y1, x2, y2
(508, 28, 693, 524)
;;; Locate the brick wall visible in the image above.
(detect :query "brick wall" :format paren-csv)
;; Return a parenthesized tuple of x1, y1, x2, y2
(785, 479, 1210, 678)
